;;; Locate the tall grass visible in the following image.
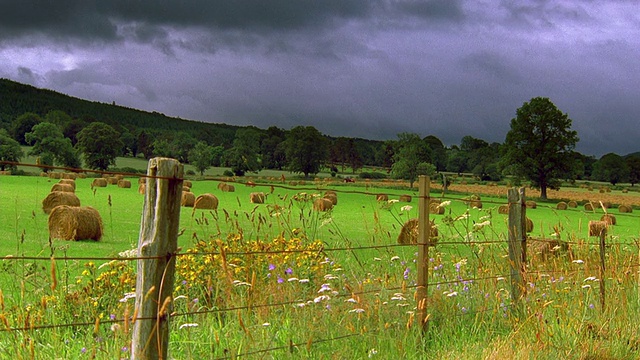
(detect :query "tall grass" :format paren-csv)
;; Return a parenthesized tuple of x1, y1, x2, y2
(0, 174, 639, 358)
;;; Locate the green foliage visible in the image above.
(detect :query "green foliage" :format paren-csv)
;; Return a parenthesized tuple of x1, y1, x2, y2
(284, 126, 328, 178)
(359, 171, 388, 179)
(391, 133, 435, 188)
(225, 128, 262, 176)
(189, 142, 215, 175)
(11, 112, 42, 145)
(25, 122, 80, 169)
(0, 129, 23, 171)
(626, 155, 640, 186)
(592, 153, 629, 185)
(502, 97, 579, 199)
(76, 122, 123, 170)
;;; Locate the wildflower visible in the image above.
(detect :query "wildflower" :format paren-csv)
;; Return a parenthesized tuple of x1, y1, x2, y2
(263, 322, 271, 327)
(403, 268, 410, 279)
(81, 347, 87, 354)
(110, 324, 121, 332)
(390, 256, 400, 261)
(473, 220, 491, 230)
(582, 285, 591, 289)
(288, 278, 299, 282)
(324, 274, 338, 280)
(345, 298, 358, 303)
(583, 276, 598, 282)
(368, 348, 378, 358)
(461, 307, 467, 314)
(391, 294, 406, 301)
(318, 284, 332, 293)
(349, 308, 365, 313)
(179, 323, 199, 329)
(388, 199, 399, 204)
(285, 267, 293, 275)
(589, 304, 595, 309)
(268, 264, 276, 271)
(572, 259, 584, 264)
(277, 277, 284, 284)
(298, 279, 310, 283)
(446, 291, 458, 297)
(401, 205, 413, 212)
(314, 295, 330, 303)
(110, 314, 116, 320)
(121, 346, 128, 352)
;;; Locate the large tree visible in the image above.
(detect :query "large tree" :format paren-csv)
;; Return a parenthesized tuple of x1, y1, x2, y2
(0, 129, 23, 171)
(76, 122, 123, 170)
(189, 141, 215, 175)
(225, 128, 262, 176)
(25, 122, 80, 170)
(591, 153, 629, 185)
(283, 126, 328, 178)
(626, 155, 640, 186)
(503, 97, 579, 199)
(11, 112, 42, 145)
(391, 132, 435, 188)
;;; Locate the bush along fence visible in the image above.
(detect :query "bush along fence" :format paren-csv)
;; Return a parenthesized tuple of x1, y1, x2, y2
(0, 159, 638, 358)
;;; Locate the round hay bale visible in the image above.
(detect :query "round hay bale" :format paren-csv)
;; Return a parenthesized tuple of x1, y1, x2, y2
(527, 238, 570, 260)
(601, 214, 616, 226)
(498, 205, 509, 214)
(42, 192, 80, 214)
(396, 218, 438, 245)
(92, 178, 108, 188)
(59, 179, 76, 190)
(556, 202, 567, 210)
(181, 192, 195, 207)
(220, 183, 235, 192)
(289, 181, 298, 186)
(588, 220, 607, 237)
(194, 193, 219, 210)
(313, 198, 333, 211)
(429, 202, 445, 215)
(567, 200, 578, 208)
(217, 182, 226, 190)
(48, 205, 103, 241)
(118, 179, 132, 188)
(601, 201, 612, 209)
(324, 193, 338, 206)
(324, 190, 337, 196)
(584, 202, 594, 211)
(376, 194, 388, 202)
(138, 183, 146, 195)
(182, 185, 191, 192)
(183, 180, 192, 188)
(399, 195, 412, 202)
(77, 173, 87, 179)
(107, 177, 119, 185)
(618, 204, 633, 213)
(525, 200, 537, 209)
(622, 188, 629, 194)
(61, 173, 77, 180)
(51, 183, 75, 193)
(48, 172, 62, 179)
(526, 217, 534, 233)
(469, 200, 483, 209)
(250, 192, 266, 204)
(138, 177, 146, 184)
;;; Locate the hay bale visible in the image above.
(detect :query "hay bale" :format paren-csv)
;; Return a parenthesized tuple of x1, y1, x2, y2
(556, 202, 567, 210)
(313, 198, 333, 211)
(526, 217, 534, 233)
(59, 179, 76, 190)
(429, 202, 445, 215)
(107, 176, 119, 185)
(567, 200, 578, 208)
(601, 201, 612, 209)
(376, 194, 388, 202)
(527, 238, 570, 260)
(182, 186, 191, 192)
(245, 181, 256, 187)
(42, 192, 81, 214)
(622, 188, 629, 194)
(584, 202, 594, 211)
(619, 204, 633, 213)
(217, 182, 226, 190)
(525, 200, 537, 209)
(220, 183, 235, 192)
(138, 177, 146, 184)
(194, 193, 219, 210)
(399, 195, 412, 202)
(601, 214, 616, 226)
(588, 221, 607, 237)
(181, 192, 195, 207)
(396, 218, 438, 245)
(48, 205, 102, 241)
(61, 173, 77, 180)
(469, 200, 483, 209)
(118, 179, 132, 188)
(324, 193, 338, 206)
(183, 180, 192, 188)
(51, 183, 75, 193)
(48, 172, 62, 179)
(498, 205, 509, 214)
(138, 183, 146, 195)
(250, 192, 266, 204)
(92, 178, 108, 188)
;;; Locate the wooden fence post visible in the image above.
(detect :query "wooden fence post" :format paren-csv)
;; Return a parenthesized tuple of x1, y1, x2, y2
(132, 158, 183, 360)
(507, 187, 526, 314)
(416, 175, 431, 333)
(598, 228, 606, 311)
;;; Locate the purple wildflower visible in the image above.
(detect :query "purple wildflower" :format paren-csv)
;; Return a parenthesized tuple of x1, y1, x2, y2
(268, 264, 276, 271)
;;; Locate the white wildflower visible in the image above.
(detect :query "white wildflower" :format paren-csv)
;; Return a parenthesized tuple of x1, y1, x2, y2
(119, 292, 136, 303)
(298, 279, 310, 283)
(318, 284, 332, 293)
(262, 323, 271, 327)
(345, 298, 358, 303)
(314, 295, 331, 303)
(348, 308, 365, 313)
(179, 323, 199, 330)
(390, 256, 400, 261)
(583, 276, 598, 282)
(446, 291, 458, 297)
(401, 205, 413, 212)
(232, 280, 252, 287)
(287, 277, 299, 282)
(324, 274, 339, 280)
(374, 257, 382, 261)
(572, 259, 584, 264)
(582, 285, 591, 289)
(388, 199, 399, 204)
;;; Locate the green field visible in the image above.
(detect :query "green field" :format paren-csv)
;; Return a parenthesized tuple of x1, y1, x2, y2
(1, 169, 640, 359)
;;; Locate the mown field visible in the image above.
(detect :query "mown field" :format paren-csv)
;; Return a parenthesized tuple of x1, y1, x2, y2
(1, 161, 640, 359)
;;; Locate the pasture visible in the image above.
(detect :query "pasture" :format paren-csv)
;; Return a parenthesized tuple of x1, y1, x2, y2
(1, 169, 640, 359)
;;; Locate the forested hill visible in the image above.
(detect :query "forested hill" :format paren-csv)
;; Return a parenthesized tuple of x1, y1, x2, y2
(0, 78, 241, 145)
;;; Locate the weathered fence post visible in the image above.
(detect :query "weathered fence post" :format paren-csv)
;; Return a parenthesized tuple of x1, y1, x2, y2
(507, 187, 526, 314)
(132, 158, 183, 360)
(416, 175, 431, 333)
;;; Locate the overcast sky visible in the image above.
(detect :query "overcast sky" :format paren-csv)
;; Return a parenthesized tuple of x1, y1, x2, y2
(1, 1, 638, 157)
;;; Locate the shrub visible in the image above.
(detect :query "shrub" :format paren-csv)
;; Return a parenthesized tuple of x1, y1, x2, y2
(359, 171, 387, 179)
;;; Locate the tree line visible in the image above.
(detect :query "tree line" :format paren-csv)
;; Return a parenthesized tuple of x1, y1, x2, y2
(1, 78, 639, 199)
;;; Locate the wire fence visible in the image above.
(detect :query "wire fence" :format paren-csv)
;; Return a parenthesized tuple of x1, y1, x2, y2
(1, 160, 640, 358)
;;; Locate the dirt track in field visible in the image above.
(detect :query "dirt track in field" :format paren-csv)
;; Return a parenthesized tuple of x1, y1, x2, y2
(439, 183, 640, 207)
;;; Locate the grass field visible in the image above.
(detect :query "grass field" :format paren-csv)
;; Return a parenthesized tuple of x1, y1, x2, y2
(1, 162, 640, 358)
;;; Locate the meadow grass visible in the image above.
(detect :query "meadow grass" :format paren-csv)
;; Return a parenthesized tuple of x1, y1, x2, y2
(1, 173, 639, 359)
